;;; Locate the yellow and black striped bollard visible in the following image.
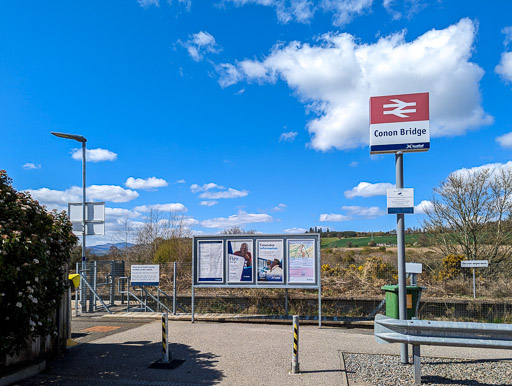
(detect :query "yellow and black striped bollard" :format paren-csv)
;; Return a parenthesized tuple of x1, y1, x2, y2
(291, 315, 299, 373)
(162, 313, 169, 363)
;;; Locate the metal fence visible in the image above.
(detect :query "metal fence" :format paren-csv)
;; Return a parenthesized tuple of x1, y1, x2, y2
(73, 259, 512, 322)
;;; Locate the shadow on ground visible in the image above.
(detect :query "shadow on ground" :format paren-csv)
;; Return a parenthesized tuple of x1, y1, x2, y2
(20, 341, 224, 385)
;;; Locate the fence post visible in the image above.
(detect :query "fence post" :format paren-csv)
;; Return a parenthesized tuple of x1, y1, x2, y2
(291, 315, 299, 374)
(284, 288, 288, 317)
(413, 344, 421, 384)
(162, 312, 170, 363)
(173, 262, 177, 315)
(75, 262, 79, 316)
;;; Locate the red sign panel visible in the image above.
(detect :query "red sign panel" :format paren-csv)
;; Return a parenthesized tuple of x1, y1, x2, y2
(370, 92, 429, 124)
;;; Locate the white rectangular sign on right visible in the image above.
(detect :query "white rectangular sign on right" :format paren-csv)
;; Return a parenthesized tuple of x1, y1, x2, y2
(387, 188, 414, 214)
(461, 260, 489, 268)
(370, 92, 430, 154)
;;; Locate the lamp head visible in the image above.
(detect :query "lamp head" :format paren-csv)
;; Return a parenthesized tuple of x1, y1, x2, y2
(51, 131, 87, 143)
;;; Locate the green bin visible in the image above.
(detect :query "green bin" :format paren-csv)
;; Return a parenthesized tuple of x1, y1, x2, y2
(381, 285, 422, 319)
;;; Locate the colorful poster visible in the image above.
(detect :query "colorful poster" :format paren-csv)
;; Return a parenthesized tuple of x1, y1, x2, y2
(288, 239, 315, 283)
(198, 240, 223, 282)
(227, 240, 253, 282)
(257, 240, 284, 283)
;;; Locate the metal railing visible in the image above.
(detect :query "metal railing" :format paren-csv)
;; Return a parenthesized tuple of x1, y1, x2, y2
(374, 314, 512, 384)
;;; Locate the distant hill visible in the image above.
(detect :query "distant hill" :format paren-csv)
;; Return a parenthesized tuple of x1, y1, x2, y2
(88, 242, 134, 256)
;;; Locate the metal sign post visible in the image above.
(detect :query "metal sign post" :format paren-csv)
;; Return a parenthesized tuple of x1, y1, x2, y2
(395, 152, 408, 364)
(370, 92, 430, 365)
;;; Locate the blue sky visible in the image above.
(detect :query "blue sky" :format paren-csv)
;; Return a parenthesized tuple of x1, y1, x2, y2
(3, 0, 512, 245)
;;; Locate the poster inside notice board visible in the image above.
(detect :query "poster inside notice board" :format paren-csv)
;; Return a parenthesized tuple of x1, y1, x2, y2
(287, 239, 315, 283)
(227, 239, 253, 283)
(257, 239, 284, 283)
(197, 240, 223, 282)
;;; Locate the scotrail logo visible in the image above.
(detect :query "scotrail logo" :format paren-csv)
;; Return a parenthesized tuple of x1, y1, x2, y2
(383, 99, 417, 118)
(406, 144, 425, 149)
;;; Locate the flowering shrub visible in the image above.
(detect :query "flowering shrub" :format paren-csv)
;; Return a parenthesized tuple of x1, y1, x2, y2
(437, 254, 465, 281)
(0, 170, 77, 357)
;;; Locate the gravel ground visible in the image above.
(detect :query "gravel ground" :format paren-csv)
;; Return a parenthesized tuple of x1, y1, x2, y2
(344, 353, 512, 385)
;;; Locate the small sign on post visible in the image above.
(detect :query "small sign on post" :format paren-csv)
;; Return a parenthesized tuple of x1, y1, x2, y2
(461, 260, 489, 299)
(387, 188, 414, 214)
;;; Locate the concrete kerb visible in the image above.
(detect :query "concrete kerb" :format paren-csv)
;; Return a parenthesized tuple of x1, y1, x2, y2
(101, 312, 375, 328)
(0, 360, 46, 386)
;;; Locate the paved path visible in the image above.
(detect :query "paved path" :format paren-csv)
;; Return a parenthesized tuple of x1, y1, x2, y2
(16, 314, 512, 385)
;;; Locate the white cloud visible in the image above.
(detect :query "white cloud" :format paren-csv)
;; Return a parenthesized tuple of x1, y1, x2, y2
(125, 177, 168, 190)
(496, 132, 512, 148)
(191, 182, 248, 200)
(72, 148, 118, 162)
(201, 213, 273, 228)
(383, 0, 428, 21)
(272, 203, 287, 212)
(225, 0, 371, 26)
(218, 19, 492, 151)
(502, 26, 512, 47)
(190, 182, 223, 193)
(138, 0, 159, 7)
(105, 207, 141, 219)
(26, 185, 139, 206)
(319, 213, 351, 222)
(341, 205, 385, 218)
(200, 200, 218, 207)
(283, 227, 307, 233)
(23, 163, 41, 170)
(321, 0, 373, 26)
(175, 179, 186, 184)
(414, 200, 433, 214)
(279, 131, 298, 142)
(26, 187, 81, 206)
(87, 185, 139, 203)
(349, 161, 358, 167)
(496, 27, 512, 83)
(133, 203, 188, 212)
(199, 188, 248, 199)
(344, 182, 393, 198)
(181, 31, 219, 62)
(450, 161, 512, 180)
(226, 0, 315, 24)
(496, 52, 512, 83)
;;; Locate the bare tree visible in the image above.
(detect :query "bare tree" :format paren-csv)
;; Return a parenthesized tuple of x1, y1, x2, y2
(421, 166, 512, 272)
(221, 227, 257, 234)
(111, 215, 135, 250)
(135, 209, 166, 261)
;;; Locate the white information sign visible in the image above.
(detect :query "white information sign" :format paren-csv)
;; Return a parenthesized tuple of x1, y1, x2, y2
(387, 188, 414, 214)
(461, 260, 489, 268)
(198, 240, 224, 282)
(131, 264, 159, 286)
(406, 263, 423, 274)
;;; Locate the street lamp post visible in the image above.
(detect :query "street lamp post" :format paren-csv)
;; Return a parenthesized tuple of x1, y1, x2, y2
(51, 132, 87, 312)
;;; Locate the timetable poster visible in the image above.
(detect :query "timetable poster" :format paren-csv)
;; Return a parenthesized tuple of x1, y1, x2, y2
(257, 240, 284, 283)
(198, 240, 223, 282)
